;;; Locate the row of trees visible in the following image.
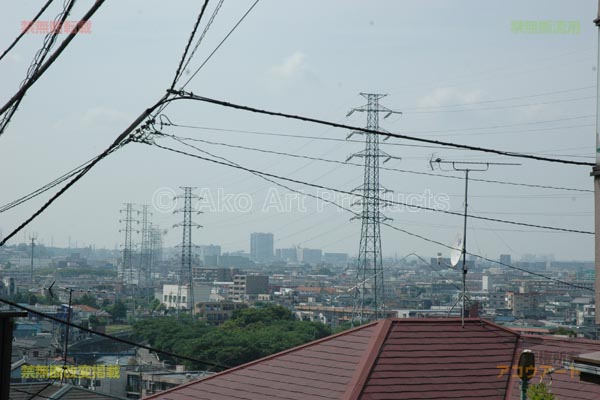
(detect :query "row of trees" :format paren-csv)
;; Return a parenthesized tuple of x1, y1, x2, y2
(133, 304, 331, 370)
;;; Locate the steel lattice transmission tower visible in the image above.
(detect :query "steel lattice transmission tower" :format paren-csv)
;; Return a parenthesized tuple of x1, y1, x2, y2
(119, 203, 139, 286)
(149, 225, 164, 280)
(139, 205, 152, 288)
(174, 187, 202, 316)
(347, 93, 401, 324)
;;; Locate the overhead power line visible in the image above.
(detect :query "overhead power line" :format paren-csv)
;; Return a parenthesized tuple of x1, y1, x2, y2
(180, 0, 260, 89)
(0, 0, 78, 135)
(400, 85, 595, 111)
(177, 0, 225, 85)
(165, 90, 595, 167)
(407, 95, 594, 114)
(0, 94, 177, 248)
(143, 136, 593, 293)
(145, 138, 594, 235)
(0, 0, 107, 135)
(0, 0, 56, 62)
(160, 130, 592, 193)
(0, 153, 100, 214)
(170, 0, 211, 90)
(380, 222, 594, 292)
(0, 296, 230, 369)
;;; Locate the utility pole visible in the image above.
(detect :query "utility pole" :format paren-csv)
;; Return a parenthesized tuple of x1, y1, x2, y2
(0, 311, 27, 400)
(593, 1, 600, 325)
(347, 93, 401, 324)
(174, 187, 201, 317)
(60, 288, 74, 386)
(29, 233, 37, 286)
(431, 158, 519, 327)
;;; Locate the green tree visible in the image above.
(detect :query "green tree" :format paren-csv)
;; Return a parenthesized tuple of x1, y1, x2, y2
(552, 326, 577, 338)
(107, 300, 127, 323)
(133, 304, 331, 370)
(27, 294, 38, 305)
(74, 293, 99, 308)
(527, 383, 555, 400)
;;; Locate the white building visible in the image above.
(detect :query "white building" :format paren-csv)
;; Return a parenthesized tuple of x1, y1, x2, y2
(159, 283, 212, 310)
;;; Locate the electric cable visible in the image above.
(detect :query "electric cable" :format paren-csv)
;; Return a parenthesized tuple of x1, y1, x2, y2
(177, 0, 225, 85)
(170, 0, 211, 90)
(399, 85, 595, 111)
(0, 94, 177, 248)
(379, 223, 593, 292)
(166, 90, 595, 167)
(407, 96, 594, 114)
(180, 0, 260, 89)
(0, 0, 56, 62)
(0, 0, 78, 135)
(161, 129, 592, 193)
(146, 138, 594, 234)
(0, 0, 107, 130)
(148, 136, 594, 293)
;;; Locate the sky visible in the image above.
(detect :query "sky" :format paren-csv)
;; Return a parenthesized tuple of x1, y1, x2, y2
(0, 0, 597, 261)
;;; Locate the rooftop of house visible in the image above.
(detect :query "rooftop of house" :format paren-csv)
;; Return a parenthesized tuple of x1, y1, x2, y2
(10, 382, 126, 400)
(144, 317, 600, 400)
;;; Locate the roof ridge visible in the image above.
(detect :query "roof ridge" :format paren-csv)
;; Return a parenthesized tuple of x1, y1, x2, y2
(143, 319, 381, 399)
(343, 319, 392, 400)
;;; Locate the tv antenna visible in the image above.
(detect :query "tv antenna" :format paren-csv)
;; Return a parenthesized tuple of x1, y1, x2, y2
(431, 157, 520, 327)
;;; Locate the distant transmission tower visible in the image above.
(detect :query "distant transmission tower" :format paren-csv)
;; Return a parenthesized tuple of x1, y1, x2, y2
(347, 93, 401, 324)
(119, 203, 139, 286)
(29, 233, 37, 286)
(174, 187, 201, 316)
(139, 205, 152, 288)
(149, 225, 164, 281)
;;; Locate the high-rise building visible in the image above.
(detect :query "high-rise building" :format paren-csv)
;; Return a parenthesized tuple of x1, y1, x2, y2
(198, 244, 221, 264)
(323, 252, 348, 267)
(499, 254, 511, 265)
(299, 248, 322, 265)
(250, 233, 274, 263)
(276, 247, 298, 263)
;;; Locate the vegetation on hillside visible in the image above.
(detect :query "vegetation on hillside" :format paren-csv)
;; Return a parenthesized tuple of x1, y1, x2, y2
(133, 304, 331, 369)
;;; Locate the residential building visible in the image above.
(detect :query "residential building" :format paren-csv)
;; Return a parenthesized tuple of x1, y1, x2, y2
(158, 284, 211, 310)
(231, 275, 268, 301)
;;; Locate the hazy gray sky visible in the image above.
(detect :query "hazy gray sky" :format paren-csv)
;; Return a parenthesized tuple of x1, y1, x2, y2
(0, 0, 596, 261)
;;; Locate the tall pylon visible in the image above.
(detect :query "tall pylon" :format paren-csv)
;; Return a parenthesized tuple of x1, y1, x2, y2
(29, 232, 37, 286)
(347, 93, 401, 324)
(174, 187, 202, 316)
(149, 225, 164, 280)
(119, 203, 139, 286)
(139, 205, 152, 288)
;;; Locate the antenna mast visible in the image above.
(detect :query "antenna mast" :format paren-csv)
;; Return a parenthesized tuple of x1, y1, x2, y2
(431, 158, 519, 327)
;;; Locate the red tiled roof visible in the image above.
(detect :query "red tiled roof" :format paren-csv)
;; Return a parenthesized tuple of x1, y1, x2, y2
(145, 318, 600, 400)
(361, 319, 518, 399)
